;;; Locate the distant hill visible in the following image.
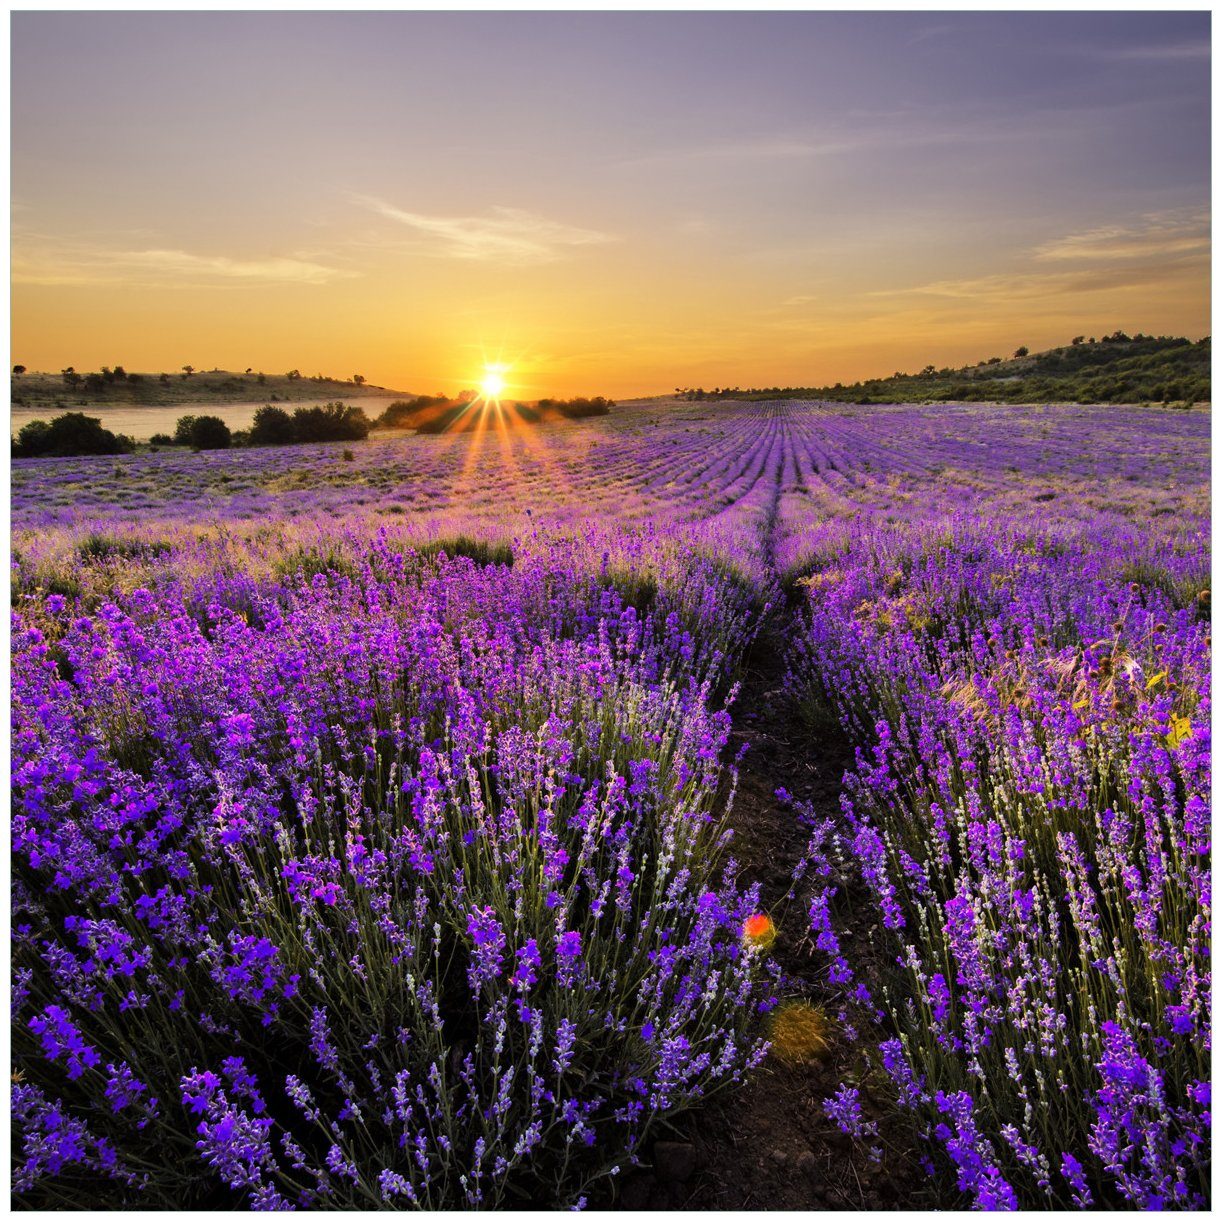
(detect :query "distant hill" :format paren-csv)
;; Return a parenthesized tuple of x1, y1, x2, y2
(10, 367, 412, 410)
(682, 333, 1210, 405)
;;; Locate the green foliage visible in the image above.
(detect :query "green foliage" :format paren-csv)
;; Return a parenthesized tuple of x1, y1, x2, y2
(1120, 559, 1211, 619)
(414, 535, 515, 568)
(12, 412, 130, 459)
(249, 405, 296, 446)
(271, 544, 361, 583)
(178, 415, 232, 450)
(375, 396, 451, 429)
(290, 402, 370, 443)
(537, 396, 615, 418)
(598, 566, 659, 614)
(414, 407, 471, 434)
(714, 335, 1210, 405)
(76, 534, 173, 563)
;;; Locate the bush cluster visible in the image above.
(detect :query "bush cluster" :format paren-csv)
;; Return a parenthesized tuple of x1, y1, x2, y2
(250, 403, 371, 446)
(174, 415, 233, 450)
(536, 396, 616, 418)
(12, 413, 133, 459)
(374, 396, 451, 430)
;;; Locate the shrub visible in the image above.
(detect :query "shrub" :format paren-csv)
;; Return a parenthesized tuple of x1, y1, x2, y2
(375, 397, 450, 429)
(414, 408, 465, 435)
(291, 402, 370, 443)
(12, 552, 772, 1209)
(148, 433, 177, 448)
(12, 413, 129, 458)
(557, 396, 614, 419)
(536, 397, 615, 419)
(184, 416, 232, 450)
(790, 529, 1210, 1209)
(249, 405, 295, 446)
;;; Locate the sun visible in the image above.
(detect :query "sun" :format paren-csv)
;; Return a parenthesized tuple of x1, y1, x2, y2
(480, 368, 507, 399)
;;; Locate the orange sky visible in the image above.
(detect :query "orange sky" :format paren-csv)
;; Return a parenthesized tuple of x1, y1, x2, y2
(10, 13, 1211, 398)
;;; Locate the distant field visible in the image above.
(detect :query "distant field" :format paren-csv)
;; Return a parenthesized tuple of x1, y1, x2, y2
(12, 399, 1210, 1211)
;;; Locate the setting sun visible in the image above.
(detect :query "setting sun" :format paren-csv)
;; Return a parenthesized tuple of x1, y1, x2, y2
(480, 369, 507, 399)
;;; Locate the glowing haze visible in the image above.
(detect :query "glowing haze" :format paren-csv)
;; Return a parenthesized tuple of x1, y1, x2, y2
(11, 12, 1210, 398)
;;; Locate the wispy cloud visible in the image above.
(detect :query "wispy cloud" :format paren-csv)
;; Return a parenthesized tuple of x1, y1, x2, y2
(12, 235, 349, 287)
(355, 196, 615, 265)
(1087, 39, 1210, 62)
(1033, 209, 1210, 262)
(870, 209, 1209, 305)
(886, 265, 1188, 303)
(615, 106, 1080, 171)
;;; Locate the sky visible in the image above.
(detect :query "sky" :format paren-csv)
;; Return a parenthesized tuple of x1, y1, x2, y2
(10, 11, 1212, 398)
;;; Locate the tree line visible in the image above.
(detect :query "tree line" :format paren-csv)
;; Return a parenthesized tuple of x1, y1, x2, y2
(675, 334, 1209, 406)
(12, 402, 372, 459)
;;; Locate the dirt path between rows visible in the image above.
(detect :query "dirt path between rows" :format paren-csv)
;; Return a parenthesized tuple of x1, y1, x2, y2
(611, 621, 927, 1210)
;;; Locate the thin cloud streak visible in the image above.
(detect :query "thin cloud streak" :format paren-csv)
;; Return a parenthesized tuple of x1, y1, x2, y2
(1033, 210, 1210, 262)
(614, 107, 1087, 170)
(12, 239, 349, 287)
(868, 210, 1209, 305)
(355, 196, 615, 266)
(1088, 40, 1210, 61)
(878, 262, 1202, 304)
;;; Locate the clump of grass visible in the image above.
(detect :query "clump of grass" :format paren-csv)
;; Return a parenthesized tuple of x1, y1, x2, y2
(1120, 558, 1210, 617)
(272, 544, 360, 583)
(598, 566, 658, 614)
(76, 534, 173, 564)
(415, 535, 515, 568)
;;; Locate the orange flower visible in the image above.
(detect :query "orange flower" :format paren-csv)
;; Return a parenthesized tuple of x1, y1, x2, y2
(742, 913, 776, 951)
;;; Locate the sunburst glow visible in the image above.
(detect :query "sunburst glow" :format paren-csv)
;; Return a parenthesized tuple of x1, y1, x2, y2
(480, 368, 507, 399)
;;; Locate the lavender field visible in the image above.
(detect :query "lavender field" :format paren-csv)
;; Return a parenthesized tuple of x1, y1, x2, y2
(11, 399, 1210, 1210)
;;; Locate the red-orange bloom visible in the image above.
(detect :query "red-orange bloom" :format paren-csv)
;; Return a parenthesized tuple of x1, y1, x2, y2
(743, 913, 776, 949)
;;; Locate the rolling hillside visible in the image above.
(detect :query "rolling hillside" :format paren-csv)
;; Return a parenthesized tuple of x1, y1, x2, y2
(688, 333, 1210, 405)
(10, 367, 412, 410)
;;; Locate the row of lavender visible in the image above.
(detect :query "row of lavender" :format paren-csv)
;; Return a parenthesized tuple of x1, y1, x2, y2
(16, 398, 1202, 539)
(12, 398, 1210, 1208)
(780, 413, 1210, 1208)
(12, 526, 778, 1208)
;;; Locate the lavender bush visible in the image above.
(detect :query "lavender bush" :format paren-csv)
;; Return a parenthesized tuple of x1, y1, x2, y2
(12, 536, 775, 1207)
(788, 520, 1209, 1208)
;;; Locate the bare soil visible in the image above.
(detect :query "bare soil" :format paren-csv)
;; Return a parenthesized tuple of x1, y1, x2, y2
(609, 625, 929, 1211)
